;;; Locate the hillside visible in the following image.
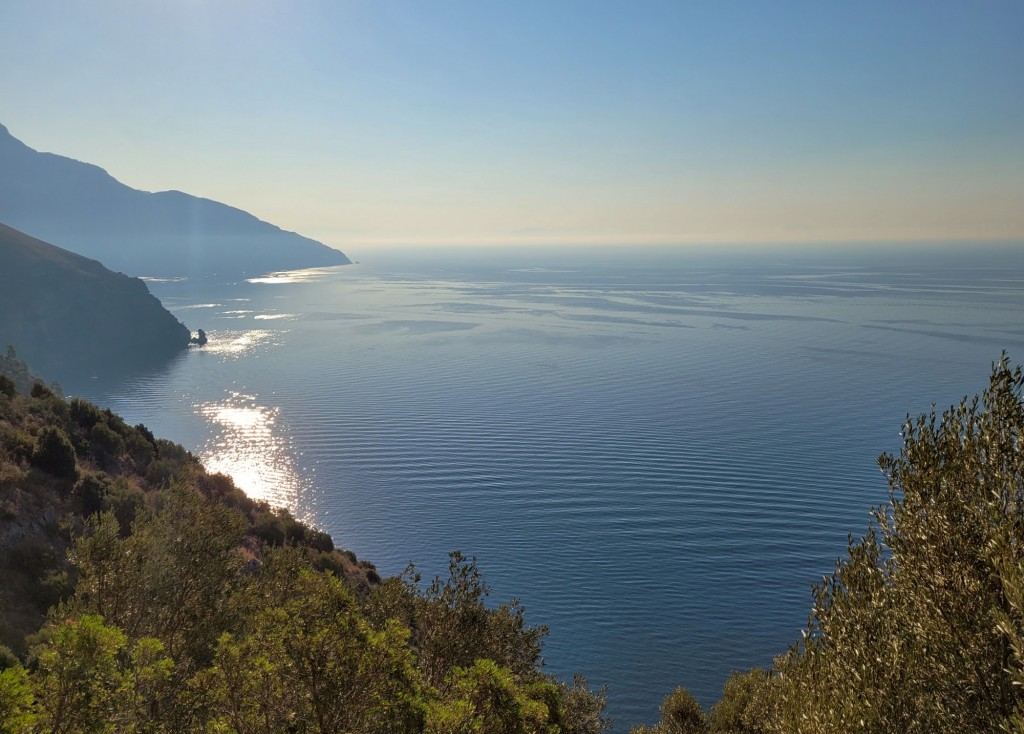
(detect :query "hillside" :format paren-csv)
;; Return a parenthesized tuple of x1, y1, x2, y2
(0, 381, 609, 733)
(0, 380, 379, 657)
(0, 123, 351, 278)
(0, 223, 191, 386)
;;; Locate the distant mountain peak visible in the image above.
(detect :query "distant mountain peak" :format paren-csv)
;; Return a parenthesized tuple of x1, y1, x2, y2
(0, 123, 351, 278)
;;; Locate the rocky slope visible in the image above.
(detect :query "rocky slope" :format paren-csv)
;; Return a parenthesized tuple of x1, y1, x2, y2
(0, 222, 191, 385)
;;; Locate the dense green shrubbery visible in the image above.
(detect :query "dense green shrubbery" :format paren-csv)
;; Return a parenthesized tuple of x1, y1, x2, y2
(30, 426, 77, 480)
(0, 375, 611, 733)
(632, 687, 707, 734)
(0, 491, 609, 733)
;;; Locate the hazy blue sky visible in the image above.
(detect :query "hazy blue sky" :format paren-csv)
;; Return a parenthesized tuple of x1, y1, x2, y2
(2, 1, 1022, 251)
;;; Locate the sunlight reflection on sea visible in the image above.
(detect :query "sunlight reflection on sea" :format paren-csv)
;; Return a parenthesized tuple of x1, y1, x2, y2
(198, 393, 307, 513)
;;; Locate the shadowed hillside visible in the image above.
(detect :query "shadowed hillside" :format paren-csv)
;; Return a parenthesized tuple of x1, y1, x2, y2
(0, 123, 351, 278)
(0, 223, 191, 385)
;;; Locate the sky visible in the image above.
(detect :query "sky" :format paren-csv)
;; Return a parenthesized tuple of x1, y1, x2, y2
(1, 1, 1023, 252)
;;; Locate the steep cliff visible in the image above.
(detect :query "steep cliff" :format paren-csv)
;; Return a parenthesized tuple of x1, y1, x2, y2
(0, 223, 192, 384)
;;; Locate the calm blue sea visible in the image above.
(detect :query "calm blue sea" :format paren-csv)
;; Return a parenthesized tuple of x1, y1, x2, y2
(77, 243, 1024, 729)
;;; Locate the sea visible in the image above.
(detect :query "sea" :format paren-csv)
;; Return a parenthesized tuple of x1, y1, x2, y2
(74, 242, 1024, 730)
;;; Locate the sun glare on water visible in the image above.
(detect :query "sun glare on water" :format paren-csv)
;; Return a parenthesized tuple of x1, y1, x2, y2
(200, 329, 277, 356)
(198, 393, 305, 511)
(246, 267, 340, 285)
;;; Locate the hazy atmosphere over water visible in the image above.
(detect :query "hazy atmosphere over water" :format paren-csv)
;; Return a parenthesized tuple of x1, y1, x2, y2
(4, 1, 1024, 730)
(2, 2, 1023, 249)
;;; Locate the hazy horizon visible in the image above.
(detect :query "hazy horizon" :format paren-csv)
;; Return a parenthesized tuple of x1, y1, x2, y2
(2, 2, 1022, 252)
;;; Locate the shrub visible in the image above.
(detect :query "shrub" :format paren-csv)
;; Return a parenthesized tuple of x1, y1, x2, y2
(5, 538, 58, 580)
(0, 645, 19, 671)
(144, 458, 183, 488)
(767, 356, 1024, 733)
(74, 473, 111, 516)
(124, 430, 155, 472)
(659, 687, 708, 734)
(1, 426, 35, 464)
(69, 398, 102, 430)
(306, 528, 335, 554)
(252, 512, 286, 546)
(31, 426, 77, 480)
(708, 669, 772, 734)
(90, 422, 126, 467)
(102, 478, 146, 533)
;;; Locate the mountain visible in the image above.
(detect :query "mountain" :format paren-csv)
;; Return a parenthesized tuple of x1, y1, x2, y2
(0, 123, 351, 278)
(0, 222, 192, 385)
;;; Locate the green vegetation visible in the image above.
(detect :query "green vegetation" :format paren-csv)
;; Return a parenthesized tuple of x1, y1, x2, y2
(637, 355, 1024, 734)
(0, 371, 609, 732)
(631, 688, 707, 734)
(4, 350, 1024, 732)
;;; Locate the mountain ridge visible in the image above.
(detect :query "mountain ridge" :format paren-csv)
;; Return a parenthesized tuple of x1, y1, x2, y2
(0, 123, 351, 278)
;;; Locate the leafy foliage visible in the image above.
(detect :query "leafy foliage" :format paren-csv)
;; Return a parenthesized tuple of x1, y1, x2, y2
(647, 355, 1024, 733)
(706, 669, 772, 734)
(768, 356, 1024, 733)
(0, 385, 610, 732)
(30, 426, 77, 480)
(630, 688, 707, 734)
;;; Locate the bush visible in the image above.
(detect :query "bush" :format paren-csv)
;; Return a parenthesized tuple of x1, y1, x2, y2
(199, 472, 254, 514)
(102, 478, 146, 533)
(74, 473, 111, 516)
(5, 538, 58, 580)
(31, 426, 77, 480)
(306, 528, 335, 554)
(124, 430, 156, 472)
(1, 426, 35, 464)
(708, 669, 771, 734)
(252, 512, 286, 546)
(765, 356, 1024, 733)
(144, 458, 183, 488)
(90, 422, 126, 467)
(0, 645, 19, 671)
(69, 398, 102, 430)
(659, 688, 707, 734)
(312, 551, 348, 578)
(276, 509, 308, 544)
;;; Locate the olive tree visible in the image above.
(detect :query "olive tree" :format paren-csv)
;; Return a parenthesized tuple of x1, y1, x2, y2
(769, 356, 1024, 733)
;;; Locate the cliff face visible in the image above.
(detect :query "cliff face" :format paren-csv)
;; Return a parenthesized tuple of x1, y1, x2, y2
(0, 123, 351, 278)
(0, 223, 192, 385)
